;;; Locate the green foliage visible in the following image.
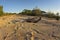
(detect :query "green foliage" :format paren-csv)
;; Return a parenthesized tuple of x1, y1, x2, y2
(46, 12, 56, 18)
(20, 8, 42, 16)
(0, 11, 3, 16)
(5, 13, 16, 15)
(32, 8, 41, 16)
(21, 9, 32, 15)
(0, 6, 3, 16)
(41, 11, 60, 19)
(56, 13, 60, 20)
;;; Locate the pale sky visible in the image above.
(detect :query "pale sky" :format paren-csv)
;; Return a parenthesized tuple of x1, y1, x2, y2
(0, 0, 60, 14)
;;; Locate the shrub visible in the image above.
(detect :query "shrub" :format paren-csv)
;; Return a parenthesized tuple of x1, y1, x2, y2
(0, 11, 3, 16)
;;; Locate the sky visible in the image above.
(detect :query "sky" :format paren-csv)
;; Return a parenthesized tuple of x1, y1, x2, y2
(0, 0, 60, 13)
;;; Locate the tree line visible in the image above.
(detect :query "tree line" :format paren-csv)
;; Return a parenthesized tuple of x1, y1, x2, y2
(0, 7, 60, 20)
(19, 8, 60, 20)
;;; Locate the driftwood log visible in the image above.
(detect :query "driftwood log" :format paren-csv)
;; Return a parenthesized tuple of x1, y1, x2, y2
(25, 17, 41, 23)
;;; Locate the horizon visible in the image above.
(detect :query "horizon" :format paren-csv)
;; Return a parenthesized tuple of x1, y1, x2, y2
(0, 0, 60, 14)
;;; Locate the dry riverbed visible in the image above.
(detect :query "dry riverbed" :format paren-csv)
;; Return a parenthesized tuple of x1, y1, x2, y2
(0, 15, 60, 40)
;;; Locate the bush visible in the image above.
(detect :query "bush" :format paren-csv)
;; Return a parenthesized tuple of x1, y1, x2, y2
(0, 11, 3, 16)
(56, 13, 60, 21)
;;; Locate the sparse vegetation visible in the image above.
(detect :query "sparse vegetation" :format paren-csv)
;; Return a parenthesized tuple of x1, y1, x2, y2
(0, 6, 60, 40)
(0, 6, 60, 20)
(19, 8, 60, 21)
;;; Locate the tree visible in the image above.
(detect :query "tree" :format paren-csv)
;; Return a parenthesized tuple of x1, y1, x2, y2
(21, 9, 32, 15)
(56, 12, 59, 21)
(0, 6, 3, 16)
(47, 11, 55, 18)
(32, 7, 41, 16)
(20, 7, 42, 16)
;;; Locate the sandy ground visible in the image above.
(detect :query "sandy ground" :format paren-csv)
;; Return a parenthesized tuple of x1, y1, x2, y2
(0, 15, 60, 40)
